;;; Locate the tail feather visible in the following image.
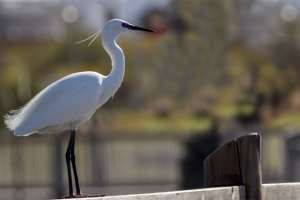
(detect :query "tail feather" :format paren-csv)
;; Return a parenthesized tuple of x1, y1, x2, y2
(4, 100, 34, 136)
(4, 109, 21, 132)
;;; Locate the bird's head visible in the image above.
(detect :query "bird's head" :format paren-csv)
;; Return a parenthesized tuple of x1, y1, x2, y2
(76, 19, 155, 46)
(104, 19, 156, 36)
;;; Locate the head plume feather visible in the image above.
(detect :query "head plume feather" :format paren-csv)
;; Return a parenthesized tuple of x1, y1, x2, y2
(75, 29, 102, 46)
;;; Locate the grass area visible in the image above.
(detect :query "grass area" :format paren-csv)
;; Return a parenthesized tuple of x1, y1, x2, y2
(97, 100, 255, 135)
(97, 102, 300, 135)
(98, 110, 214, 134)
(267, 113, 300, 130)
(211, 103, 254, 118)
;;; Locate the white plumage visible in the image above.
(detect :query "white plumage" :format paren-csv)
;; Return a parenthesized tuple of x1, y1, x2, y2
(5, 72, 105, 135)
(4, 19, 155, 198)
(4, 19, 155, 137)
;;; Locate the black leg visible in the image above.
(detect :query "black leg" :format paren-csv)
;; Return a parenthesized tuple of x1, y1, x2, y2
(65, 131, 75, 195)
(70, 130, 81, 195)
(63, 130, 105, 198)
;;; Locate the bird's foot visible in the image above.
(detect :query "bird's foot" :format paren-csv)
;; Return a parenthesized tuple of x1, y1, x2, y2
(60, 193, 106, 199)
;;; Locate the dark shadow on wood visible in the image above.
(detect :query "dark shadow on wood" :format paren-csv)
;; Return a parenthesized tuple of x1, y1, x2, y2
(204, 133, 262, 200)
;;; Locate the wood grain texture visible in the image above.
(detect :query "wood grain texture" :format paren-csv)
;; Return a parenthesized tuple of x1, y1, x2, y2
(262, 183, 300, 200)
(204, 133, 262, 200)
(204, 140, 241, 187)
(59, 186, 246, 200)
(53, 183, 300, 200)
(236, 133, 262, 200)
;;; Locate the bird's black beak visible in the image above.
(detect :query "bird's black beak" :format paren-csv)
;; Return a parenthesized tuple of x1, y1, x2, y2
(130, 25, 156, 33)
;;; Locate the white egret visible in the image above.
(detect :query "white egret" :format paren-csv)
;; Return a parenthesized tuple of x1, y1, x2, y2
(4, 19, 155, 198)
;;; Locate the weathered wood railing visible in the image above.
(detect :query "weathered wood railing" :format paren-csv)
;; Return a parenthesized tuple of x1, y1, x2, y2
(64, 133, 300, 200)
(204, 133, 262, 199)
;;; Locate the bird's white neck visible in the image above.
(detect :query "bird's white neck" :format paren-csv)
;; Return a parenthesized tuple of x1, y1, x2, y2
(102, 32, 125, 92)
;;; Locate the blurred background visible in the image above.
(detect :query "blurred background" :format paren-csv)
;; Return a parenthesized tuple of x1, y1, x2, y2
(1, 0, 300, 199)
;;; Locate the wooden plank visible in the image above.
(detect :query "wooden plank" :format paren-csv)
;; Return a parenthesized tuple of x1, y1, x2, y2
(204, 140, 241, 187)
(54, 183, 300, 200)
(61, 186, 246, 200)
(236, 133, 262, 200)
(204, 133, 262, 200)
(262, 183, 300, 200)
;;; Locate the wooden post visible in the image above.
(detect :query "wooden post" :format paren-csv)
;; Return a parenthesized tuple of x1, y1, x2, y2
(204, 133, 262, 200)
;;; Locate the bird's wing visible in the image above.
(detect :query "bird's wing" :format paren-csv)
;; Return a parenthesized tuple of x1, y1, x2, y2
(5, 72, 104, 135)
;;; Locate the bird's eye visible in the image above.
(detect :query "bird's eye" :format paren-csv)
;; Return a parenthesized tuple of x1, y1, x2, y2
(122, 23, 127, 27)
(122, 22, 131, 29)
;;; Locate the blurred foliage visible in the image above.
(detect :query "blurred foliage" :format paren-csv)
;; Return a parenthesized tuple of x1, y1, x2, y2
(2, 0, 300, 134)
